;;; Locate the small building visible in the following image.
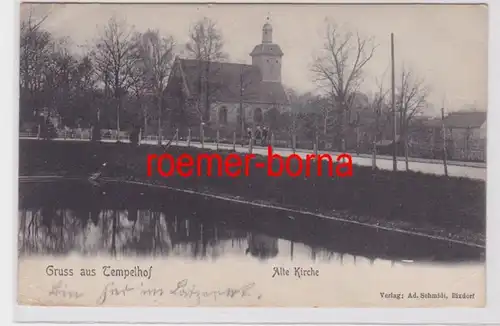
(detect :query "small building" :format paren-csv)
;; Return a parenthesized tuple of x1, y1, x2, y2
(165, 21, 290, 136)
(415, 110, 487, 161)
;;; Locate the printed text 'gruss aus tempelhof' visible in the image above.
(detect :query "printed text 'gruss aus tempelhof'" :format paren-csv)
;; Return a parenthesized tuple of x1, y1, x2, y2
(146, 146, 353, 178)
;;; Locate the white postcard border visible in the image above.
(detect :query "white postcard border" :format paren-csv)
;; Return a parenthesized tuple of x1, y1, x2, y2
(6, 0, 500, 324)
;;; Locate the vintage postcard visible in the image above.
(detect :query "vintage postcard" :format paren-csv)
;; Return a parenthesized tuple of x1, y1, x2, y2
(17, 2, 487, 308)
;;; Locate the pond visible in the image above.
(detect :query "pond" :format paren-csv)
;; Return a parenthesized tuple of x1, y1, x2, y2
(18, 179, 484, 264)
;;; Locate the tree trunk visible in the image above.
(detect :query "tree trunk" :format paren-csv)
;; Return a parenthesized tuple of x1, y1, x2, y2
(114, 73, 120, 137)
(404, 127, 409, 171)
(157, 92, 162, 145)
(340, 106, 346, 152)
(240, 107, 245, 146)
(205, 63, 210, 122)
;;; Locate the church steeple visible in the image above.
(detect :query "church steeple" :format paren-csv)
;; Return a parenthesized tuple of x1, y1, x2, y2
(250, 18, 284, 83)
(262, 17, 273, 43)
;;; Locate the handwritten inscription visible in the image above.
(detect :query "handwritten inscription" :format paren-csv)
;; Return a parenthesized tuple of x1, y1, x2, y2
(90, 279, 261, 306)
(48, 281, 84, 299)
(96, 282, 136, 305)
(169, 279, 261, 305)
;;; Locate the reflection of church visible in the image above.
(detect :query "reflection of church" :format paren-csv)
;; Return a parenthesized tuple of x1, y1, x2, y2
(245, 233, 279, 260)
(165, 20, 290, 130)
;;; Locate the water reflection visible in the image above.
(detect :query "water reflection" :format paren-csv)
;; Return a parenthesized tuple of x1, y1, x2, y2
(246, 234, 279, 260)
(18, 180, 484, 263)
(19, 207, 333, 262)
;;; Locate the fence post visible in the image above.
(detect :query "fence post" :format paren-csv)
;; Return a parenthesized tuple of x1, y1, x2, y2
(372, 141, 377, 170)
(314, 134, 319, 157)
(37, 124, 41, 140)
(249, 131, 253, 154)
(431, 128, 435, 158)
(465, 126, 471, 161)
(89, 127, 93, 140)
(216, 129, 220, 151)
(187, 128, 191, 147)
(233, 132, 236, 151)
(292, 134, 296, 154)
(176, 128, 179, 146)
(356, 127, 360, 155)
(200, 123, 205, 149)
(271, 132, 275, 148)
(441, 107, 448, 176)
(138, 128, 142, 145)
(404, 133, 409, 171)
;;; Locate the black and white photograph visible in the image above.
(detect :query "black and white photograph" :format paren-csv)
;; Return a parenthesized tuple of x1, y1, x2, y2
(17, 2, 487, 308)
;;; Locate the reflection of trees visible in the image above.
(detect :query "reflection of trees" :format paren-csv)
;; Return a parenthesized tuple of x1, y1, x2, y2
(18, 204, 398, 266)
(245, 233, 279, 260)
(18, 208, 89, 255)
(122, 210, 173, 256)
(18, 183, 398, 263)
(18, 207, 248, 259)
(165, 214, 247, 259)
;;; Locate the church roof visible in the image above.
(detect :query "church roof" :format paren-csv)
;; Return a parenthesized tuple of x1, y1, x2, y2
(250, 43, 284, 57)
(168, 58, 289, 105)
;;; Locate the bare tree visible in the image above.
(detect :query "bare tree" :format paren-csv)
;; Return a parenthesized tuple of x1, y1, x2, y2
(19, 7, 52, 121)
(317, 90, 336, 136)
(91, 17, 138, 137)
(312, 20, 377, 150)
(135, 29, 176, 142)
(129, 62, 149, 135)
(396, 65, 430, 169)
(369, 77, 391, 142)
(43, 39, 75, 118)
(185, 17, 227, 124)
(74, 54, 99, 132)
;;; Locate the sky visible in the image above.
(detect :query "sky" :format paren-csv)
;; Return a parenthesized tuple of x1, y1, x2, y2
(21, 3, 488, 115)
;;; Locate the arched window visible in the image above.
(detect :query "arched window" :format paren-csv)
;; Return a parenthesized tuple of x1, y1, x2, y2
(218, 106, 228, 125)
(254, 108, 263, 123)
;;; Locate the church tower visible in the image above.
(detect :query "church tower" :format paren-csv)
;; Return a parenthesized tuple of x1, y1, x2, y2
(250, 19, 284, 83)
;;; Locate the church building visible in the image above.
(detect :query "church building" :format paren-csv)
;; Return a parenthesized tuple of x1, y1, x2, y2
(165, 21, 290, 131)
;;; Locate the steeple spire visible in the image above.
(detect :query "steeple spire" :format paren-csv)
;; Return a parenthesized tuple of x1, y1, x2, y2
(262, 17, 273, 43)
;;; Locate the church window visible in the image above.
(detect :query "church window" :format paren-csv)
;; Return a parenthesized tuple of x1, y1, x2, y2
(218, 106, 228, 125)
(254, 108, 263, 123)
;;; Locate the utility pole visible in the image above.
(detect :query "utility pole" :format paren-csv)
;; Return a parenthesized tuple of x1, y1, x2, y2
(441, 107, 448, 176)
(391, 33, 397, 171)
(157, 89, 162, 145)
(239, 67, 245, 146)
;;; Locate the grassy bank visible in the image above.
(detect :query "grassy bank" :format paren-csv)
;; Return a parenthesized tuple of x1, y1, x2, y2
(19, 139, 486, 240)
